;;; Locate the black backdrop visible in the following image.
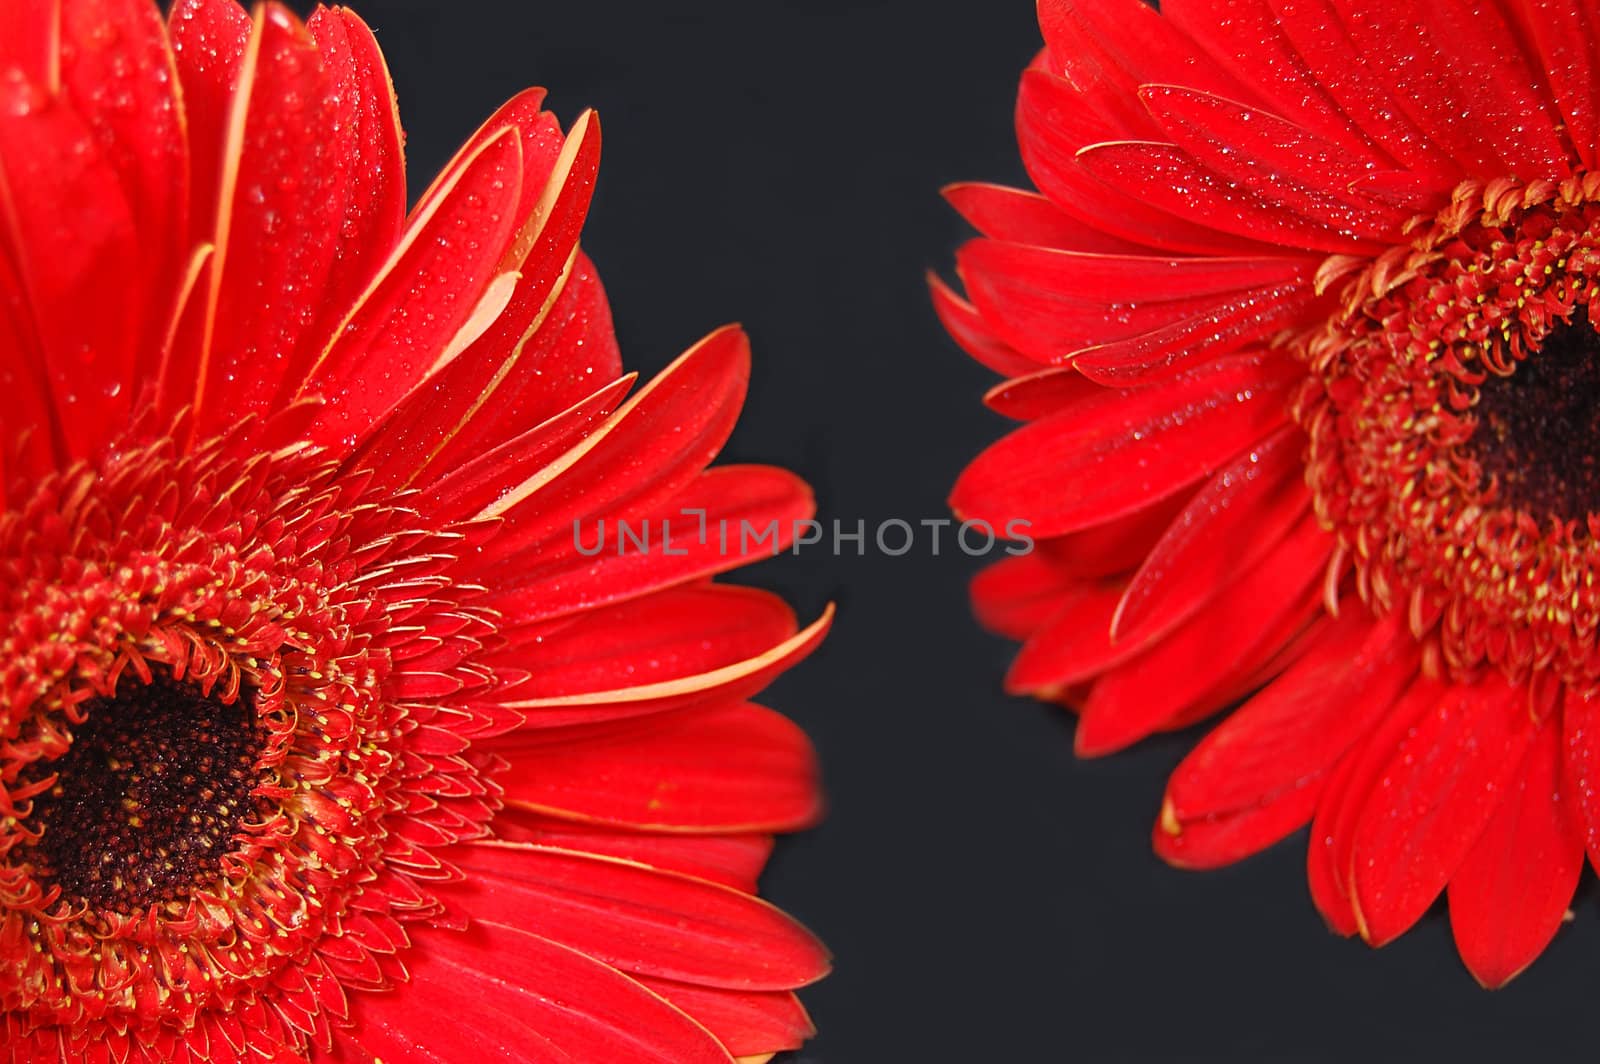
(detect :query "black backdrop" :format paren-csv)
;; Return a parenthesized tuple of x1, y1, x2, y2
(307, 1, 1600, 1059)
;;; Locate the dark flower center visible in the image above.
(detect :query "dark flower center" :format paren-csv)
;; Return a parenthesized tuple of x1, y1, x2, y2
(1473, 305, 1600, 523)
(24, 671, 268, 912)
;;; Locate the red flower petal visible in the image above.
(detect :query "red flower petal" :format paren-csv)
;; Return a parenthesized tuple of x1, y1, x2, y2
(507, 586, 799, 701)
(1078, 511, 1330, 756)
(1074, 141, 1382, 253)
(495, 700, 820, 832)
(483, 465, 815, 626)
(1448, 717, 1583, 988)
(958, 238, 1314, 361)
(298, 6, 406, 367)
(1264, 0, 1459, 181)
(1033, 491, 1194, 576)
(0, 70, 140, 457)
(1517, 0, 1600, 171)
(638, 981, 814, 1060)
(415, 371, 636, 523)
(59, 0, 189, 374)
(356, 112, 610, 489)
(338, 922, 733, 1063)
(1139, 85, 1407, 239)
(500, 606, 833, 729)
(970, 552, 1087, 642)
(1037, 0, 1252, 102)
(168, 0, 251, 234)
(951, 350, 1300, 537)
(981, 365, 1101, 421)
(0, 241, 60, 482)
(492, 812, 775, 892)
(297, 122, 525, 451)
(927, 270, 1040, 376)
(1331, 0, 1569, 179)
(466, 324, 752, 562)
(1069, 278, 1323, 386)
(1161, 0, 1379, 154)
(1155, 611, 1417, 867)
(1015, 69, 1271, 256)
(943, 182, 1144, 253)
(1005, 581, 1138, 696)
(1112, 426, 1310, 644)
(444, 843, 831, 990)
(1560, 684, 1600, 871)
(187, 4, 352, 438)
(1349, 674, 1538, 946)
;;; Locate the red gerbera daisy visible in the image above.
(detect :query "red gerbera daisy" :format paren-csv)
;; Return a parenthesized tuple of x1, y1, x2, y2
(0, 0, 831, 1059)
(938, 0, 1600, 986)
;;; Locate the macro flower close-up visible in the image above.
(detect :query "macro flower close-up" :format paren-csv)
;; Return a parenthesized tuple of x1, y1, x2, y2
(0, 0, 831, 1059)
(938, 0, 1600, 986)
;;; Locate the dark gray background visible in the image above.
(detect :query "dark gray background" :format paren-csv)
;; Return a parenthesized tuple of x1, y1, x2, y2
(329, 1, 1600, 1058)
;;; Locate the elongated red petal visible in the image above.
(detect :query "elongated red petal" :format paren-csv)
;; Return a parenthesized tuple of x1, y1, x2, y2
(491, 812, 775, 892)
(444, 844, 830, 990)
(59, 0, 189, 380)
(1038, 0, 1255, 103)
(1560, 684, 1600, 870)
(189, 4, 349, 438)
(958, 238, 1313, 360)
(1264, 0, 1459, 181)
(1112, 426, 1310, 643)
(297, 124, 525, 451)
(927, 271, 1040, 377)
(1152, 617, 1414, 870)
(1515, 0, 1600, 171)
(1015, 69, 1272, 256)
(1074, 141, 1381, 253)
(970, 553, 1087, 641)
(461, 325, 751, 579)
(951, 350, 1299, 536)
(338, 922, 733, 1063)
(1161, 0, 1379, 155)
(1305, 675, 1448, 936)
(504, 586, 798, 700)
(357, 117, 609, 489)
(637, 981, 814, 1060)
(1140, 85, 1404, 239)
(1349, 675, 1537, 946)
(943, 182, 1144, 252)
(1331, 0, 1569, 179)
(0, 74, 140, 457)
(1005, 581, 1140, 695)
(1079, 512, 1329, 756)
(416, 372, 636, 523)
(169, 0, 251, 236)
(500, 607, 833, 729)
(1448, 718, 1583, 987)
(1161, 610, 1415, 827)
(981, 366, 1100, 420)
(483, 465, 814, 626)
(495, 701, 819, 832)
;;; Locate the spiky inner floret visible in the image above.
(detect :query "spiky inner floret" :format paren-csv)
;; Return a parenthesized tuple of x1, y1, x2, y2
(1297, 174, 1600, 686)
(0, 425, 498, 1051)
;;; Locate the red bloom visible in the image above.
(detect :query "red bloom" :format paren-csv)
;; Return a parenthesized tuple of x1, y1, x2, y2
(0, 0, 830, 1058)
(940, 0, 1600, 985)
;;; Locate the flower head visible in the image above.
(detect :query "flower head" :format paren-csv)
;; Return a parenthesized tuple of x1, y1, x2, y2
(939, 0, 1600, 986)
(0, 0, 829, 1058)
